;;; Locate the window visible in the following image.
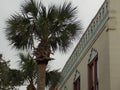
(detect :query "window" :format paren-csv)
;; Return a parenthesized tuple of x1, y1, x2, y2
(74, 76, 80, 90)
(74, 71, 80, 90)
(88, 56, 98, 90)
(88, 49, 98, 90)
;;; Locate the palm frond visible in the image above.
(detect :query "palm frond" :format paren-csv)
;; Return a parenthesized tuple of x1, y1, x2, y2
(21, 0, 39, 18)
(58, 2, 77, 21)
(47, 2, 82, 52)
(46, 70, 61, 88)
(6, 13, 34, 49)
(19, 53, 37, 83)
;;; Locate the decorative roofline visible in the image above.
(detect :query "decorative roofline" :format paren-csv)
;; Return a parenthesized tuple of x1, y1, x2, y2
(59, 1, 109, 89)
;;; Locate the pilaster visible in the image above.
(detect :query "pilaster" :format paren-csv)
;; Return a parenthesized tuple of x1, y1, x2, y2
(107, 0, 120, 90)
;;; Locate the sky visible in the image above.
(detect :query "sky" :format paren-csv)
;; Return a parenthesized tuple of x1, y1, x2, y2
(0, 0, 105, 89)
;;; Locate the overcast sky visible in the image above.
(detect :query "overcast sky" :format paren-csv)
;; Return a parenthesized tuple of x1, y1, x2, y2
(0, 0, 105, 89)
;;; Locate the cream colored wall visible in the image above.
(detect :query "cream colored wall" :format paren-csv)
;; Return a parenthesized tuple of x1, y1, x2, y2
(107, 0, 120, 90)
(60, 25, 110, 90)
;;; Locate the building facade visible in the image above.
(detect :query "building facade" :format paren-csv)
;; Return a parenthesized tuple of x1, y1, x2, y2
(58, 0, 120, 90)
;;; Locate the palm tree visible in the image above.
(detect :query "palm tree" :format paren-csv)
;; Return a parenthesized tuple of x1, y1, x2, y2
(46, 70, 61, 90)
(19, 53, 37, 90)
(19, 53, 61, 90)
(6, 0, 81, 90)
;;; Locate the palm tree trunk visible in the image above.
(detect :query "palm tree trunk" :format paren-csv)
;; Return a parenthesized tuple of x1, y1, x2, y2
(27, 83, 36, 90)
(34, 42, 52, 90)
(37, 63, 47, 90)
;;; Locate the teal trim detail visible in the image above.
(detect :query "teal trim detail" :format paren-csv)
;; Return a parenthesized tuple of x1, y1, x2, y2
(88, 48, 98, 63)
(74, 70, 80, 81)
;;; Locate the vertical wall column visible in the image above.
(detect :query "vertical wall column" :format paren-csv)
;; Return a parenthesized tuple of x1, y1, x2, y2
(107, 0, 120, 90)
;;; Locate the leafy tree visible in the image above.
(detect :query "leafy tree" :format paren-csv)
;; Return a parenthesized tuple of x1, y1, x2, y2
(0, 55, 10, 90)
(0, 54, 23, 90)
(6, 0, 81, 90)
(8, 69, 24, 89)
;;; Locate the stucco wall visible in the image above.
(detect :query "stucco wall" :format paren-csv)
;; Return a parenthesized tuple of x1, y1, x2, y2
(108, 0, 120, 90)
(60, 24, 110, 90)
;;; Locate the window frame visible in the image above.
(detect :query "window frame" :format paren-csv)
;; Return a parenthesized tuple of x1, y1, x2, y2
(73, 76, 80, 90)
(88, 54, 98, 90)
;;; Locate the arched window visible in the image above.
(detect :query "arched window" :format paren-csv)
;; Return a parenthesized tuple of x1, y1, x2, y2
(73, 70, 80, 90)
(88, 48, 99, 90)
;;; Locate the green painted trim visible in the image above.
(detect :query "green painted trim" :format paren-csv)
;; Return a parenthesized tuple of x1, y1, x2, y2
(74, 70, 80, 81)
(88, 48, 98, 63)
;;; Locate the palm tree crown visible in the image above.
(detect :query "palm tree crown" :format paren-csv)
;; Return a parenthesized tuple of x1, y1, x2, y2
(6, 0, 81, 52)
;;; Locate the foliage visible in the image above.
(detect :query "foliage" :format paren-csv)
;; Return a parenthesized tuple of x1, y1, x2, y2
(0, 53, 61, 90)
(0, 54, 23, 90)
(0, 57, 10, 90)
(8, 69, 24, 87)
(19, 53, 37, 84)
